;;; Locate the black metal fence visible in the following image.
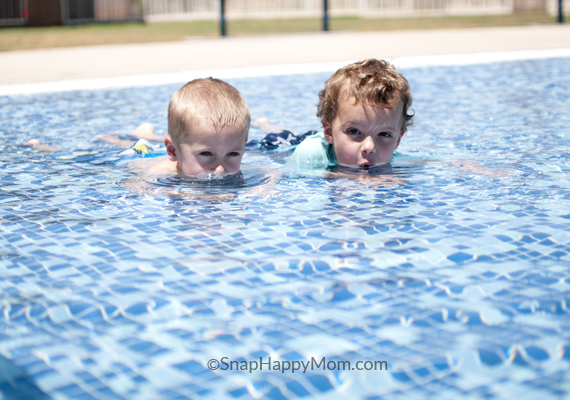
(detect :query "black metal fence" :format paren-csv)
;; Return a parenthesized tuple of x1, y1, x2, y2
(0, 0, 27, 26)
(3, 0, 563, 28)
(65, 0, 94, 21)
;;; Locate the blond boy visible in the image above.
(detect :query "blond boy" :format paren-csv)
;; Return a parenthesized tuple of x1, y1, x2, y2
(288, 59, 413, 169)
(30, 78, 250, 177)
(151, 77, 250, 175)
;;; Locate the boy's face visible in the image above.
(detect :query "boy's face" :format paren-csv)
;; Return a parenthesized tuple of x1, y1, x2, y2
(166, 123, 246, 176)
(323, 96, 406, 168)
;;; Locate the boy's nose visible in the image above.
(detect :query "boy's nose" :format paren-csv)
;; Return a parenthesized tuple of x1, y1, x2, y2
(212, 164, 226, 174)
(361, 136, 376, 154)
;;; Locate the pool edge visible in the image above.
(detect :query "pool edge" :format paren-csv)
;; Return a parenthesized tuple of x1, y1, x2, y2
(2, 48, 570, 96)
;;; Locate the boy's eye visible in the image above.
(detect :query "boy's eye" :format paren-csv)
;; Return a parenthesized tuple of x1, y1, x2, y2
(199, 151, 213, 156)
(378, 132, 392, 138)
(227, 152, 240, 157)
(346, 129, 360, 135)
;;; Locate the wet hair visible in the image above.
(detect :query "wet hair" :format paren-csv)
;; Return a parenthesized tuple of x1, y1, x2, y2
(168, 77, 250, 144)
(317, 59, 413, 130)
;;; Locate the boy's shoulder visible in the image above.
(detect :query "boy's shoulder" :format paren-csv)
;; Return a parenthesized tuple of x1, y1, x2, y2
(145, 157, 178, 175)
(127, 156, 177, 175)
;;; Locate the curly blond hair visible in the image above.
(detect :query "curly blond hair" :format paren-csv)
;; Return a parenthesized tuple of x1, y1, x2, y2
(317, 59, 413, 130)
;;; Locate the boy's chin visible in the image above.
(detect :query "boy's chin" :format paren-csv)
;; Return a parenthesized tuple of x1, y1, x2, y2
(331, 163, 392, 174)
(339, 162, 390, 170)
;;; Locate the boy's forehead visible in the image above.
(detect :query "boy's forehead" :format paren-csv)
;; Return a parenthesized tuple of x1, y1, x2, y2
(337, 95, 405, 128)
(339, 93, 404, 113)
(182, 123, 247, 145)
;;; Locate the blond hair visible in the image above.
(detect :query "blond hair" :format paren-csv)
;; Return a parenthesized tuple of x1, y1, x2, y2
(168, 78, 250, 144)
(317, 59, 413, 130)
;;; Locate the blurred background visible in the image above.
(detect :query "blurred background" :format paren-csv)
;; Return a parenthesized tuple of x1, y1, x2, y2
(0, 0, 567, 51)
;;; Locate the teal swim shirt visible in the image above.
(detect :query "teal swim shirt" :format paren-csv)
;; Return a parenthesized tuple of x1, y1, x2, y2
(287, 131, 336, 170)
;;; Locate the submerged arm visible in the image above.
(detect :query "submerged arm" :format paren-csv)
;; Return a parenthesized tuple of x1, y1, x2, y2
(25, 139, 62, 152)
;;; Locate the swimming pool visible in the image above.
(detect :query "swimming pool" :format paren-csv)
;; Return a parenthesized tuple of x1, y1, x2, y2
(1, 55, 570, 399)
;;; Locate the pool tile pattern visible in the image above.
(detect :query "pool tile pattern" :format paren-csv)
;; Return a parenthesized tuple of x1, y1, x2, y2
(1, 57, 570, 399)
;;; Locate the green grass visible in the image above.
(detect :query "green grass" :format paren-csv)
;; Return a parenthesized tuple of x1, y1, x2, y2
(0, 13, 558, 52)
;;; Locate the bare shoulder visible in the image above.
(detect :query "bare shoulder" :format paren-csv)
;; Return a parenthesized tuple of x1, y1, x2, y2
(127, 157, 177, 175)
(145, 157, 178, 175)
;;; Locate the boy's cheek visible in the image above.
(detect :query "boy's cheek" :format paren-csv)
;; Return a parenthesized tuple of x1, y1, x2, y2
(333, 147, 356, 165)
(228, 158, 243, 173)
(178, 156, 203, 175)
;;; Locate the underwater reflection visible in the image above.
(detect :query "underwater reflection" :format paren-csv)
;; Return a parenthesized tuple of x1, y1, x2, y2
(322, 162, 426, 186)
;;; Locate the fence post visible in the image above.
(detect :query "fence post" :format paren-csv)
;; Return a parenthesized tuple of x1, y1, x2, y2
(559, 0, 564, 23)
(323, 0, 329, 31)
(220, 0, 226, 36)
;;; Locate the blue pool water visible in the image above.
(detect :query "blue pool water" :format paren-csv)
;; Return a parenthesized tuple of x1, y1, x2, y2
(1, 56, 570, 399)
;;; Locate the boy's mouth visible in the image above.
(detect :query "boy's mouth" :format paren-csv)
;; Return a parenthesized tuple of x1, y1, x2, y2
(358, 163, 373, 169)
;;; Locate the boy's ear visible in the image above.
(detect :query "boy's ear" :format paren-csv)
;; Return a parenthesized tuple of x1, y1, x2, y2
(165, 136, 178, 161)
(323, 120, 334, 144)
(395, 128, 406, 148)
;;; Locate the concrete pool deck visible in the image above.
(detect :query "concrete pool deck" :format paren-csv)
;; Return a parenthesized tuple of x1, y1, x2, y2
(1, 24, 570, 95)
